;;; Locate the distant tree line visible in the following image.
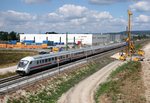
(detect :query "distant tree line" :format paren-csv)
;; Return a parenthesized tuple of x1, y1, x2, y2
(45, 32, 58, 34)
(0, 31, 19, 41)
(107, 30, 150, 35)
(133, 34, 149, 40)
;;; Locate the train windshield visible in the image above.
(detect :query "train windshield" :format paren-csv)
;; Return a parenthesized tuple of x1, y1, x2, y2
(18, 60, 29, 68)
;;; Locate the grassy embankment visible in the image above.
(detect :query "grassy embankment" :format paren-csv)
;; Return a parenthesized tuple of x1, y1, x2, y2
(95, 40, 147, 103)
(8, 57, 114, 103)
(95, 61, 146, 103)
(0, 50, 38, 78)
(135, 39, 149, 50)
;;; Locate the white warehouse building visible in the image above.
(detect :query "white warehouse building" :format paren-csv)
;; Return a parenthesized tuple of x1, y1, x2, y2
(20, 33, 112, 46)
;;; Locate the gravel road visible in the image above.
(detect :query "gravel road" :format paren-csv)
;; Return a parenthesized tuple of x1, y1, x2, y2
(141, 42, 150, 103)
(57, 60, 124, 103)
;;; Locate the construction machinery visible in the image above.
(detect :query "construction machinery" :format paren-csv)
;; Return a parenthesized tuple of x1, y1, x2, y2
(137, 49, 145, 56)
(119, 10, 145, 61)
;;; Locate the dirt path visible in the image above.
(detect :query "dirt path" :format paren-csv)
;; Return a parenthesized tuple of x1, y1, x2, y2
(142, 42, 150, 103)
(0, 65, 16, 74)
(57, 60, 124, 103)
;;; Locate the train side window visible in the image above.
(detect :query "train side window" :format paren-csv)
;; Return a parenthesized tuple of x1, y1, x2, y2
(52, 58, 54, 61)
(62, 55, 65, 59)
(37, 61, 39, 64)
(67, 55, 69, 57)
(55, 57, 57, 60)
(57, 57, 59, 60)
(42, 59, 44, 63)
(49, 58, 51, 61)
(30, 61, 32, 64)
(45, 59, 47, 62)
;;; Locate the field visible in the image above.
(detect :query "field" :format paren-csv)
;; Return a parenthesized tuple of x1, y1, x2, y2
(0, 50, 38, 68)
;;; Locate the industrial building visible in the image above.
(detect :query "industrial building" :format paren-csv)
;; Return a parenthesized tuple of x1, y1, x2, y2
(20, 33, 123, 46)
(0, 33, 124, 50)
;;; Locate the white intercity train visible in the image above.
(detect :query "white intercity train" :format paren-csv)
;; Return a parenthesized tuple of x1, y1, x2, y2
(16, 42, 125, 75)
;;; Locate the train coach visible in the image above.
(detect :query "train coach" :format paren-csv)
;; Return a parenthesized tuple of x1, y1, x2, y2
(16, 42, 125, 75)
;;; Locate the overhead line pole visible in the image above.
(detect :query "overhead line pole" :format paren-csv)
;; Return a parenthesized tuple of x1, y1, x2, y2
(66, 32, 68, 51)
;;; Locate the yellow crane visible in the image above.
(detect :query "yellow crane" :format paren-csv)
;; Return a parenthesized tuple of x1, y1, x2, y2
(119, 10, 144, 61)
(119, 10, 133, 60)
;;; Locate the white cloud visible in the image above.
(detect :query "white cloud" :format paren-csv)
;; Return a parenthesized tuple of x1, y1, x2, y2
(23, 0, 49, 4)
(4, 4, 150, 33)
(0, 10, 37, 32)
(130, 1, 150, 12)
(46, 4, 126, 32)
(93, 11, 113, 20)
(136, 15, 150, 23)
(5, 10, 36, 21)
(70, 17, 88, 26)
(58, 4, 88, 19)
(89, 0, 129, 5)
(0, 5, 128, 33)
(46, 5, 113, 23)
(132, 14, 150, 30)
(47, 13, 63, 22)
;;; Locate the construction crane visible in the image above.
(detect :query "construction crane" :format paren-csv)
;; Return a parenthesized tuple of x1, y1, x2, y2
(126, 10, 133, 56)
(119, 10, 144, 61)
(119, 10, 133, 60)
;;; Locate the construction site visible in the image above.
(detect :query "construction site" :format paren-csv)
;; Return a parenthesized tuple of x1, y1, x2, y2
(114, 10, 145, 62)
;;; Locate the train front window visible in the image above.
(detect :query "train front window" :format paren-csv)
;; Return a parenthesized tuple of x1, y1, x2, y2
(18, 60, 29, 68)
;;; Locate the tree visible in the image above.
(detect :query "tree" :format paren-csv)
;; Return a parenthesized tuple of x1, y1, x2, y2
(0, 31, 9, 41)
(9, 31, 17, 40)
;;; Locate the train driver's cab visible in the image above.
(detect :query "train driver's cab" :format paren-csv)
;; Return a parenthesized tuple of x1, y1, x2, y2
(18, 60, 29, 69)
(16, 56, 34, 75)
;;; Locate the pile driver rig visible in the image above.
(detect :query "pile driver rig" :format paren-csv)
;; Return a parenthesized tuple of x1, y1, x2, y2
(119, 10, 144, 61)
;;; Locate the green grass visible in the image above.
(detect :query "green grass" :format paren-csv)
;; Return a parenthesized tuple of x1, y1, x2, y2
(95, 61, 142, 103)
(110, 61, 141, 78)
(0, 50, 37, 68)
(134, 39, 149, 50)
(8, 58, 114, 103)
(135, 44, 142, 50)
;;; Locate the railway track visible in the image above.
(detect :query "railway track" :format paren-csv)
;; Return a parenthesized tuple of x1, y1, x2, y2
(0, 47, 123, 94)
(0, 75, 21, 85)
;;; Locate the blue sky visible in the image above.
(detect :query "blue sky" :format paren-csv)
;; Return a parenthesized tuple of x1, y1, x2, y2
(0, 0, 150, 33)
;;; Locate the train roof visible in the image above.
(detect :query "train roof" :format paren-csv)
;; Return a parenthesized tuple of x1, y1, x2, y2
(21, 42, 125, 61)
(31, 45, 110, 60)
(32, 48, 84, 60)
(21, 56, 34, 61)
(33, 47, 95, 60)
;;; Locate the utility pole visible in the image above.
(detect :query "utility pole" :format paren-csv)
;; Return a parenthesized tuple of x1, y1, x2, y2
(66, 32, 68, 51)
(57, 58, 60, 74)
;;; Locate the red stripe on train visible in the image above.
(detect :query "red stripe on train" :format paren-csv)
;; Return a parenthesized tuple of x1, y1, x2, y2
(30, 59, 69, 69)
(30, 62, 52, 69)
